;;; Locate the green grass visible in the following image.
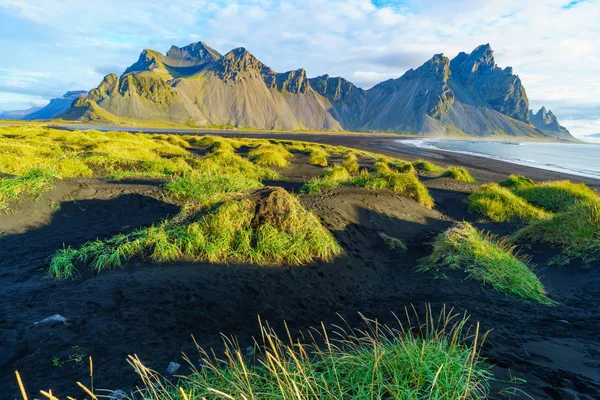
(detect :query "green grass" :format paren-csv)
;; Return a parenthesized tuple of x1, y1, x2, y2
(499, 175, 536, 189)
(48, 188, 341, 279)
(513, 181, 599, 212)
(322, 165, 351, 181)
(302, 169, 434, 208)
(164, 171, 263, 204)
(420, 222, 551, 304)
(128, 306, 493, 400)
(513, 200, 600, 264)
(442, 167, 475, 183)
(391, 160, 415, 174)
(308, 147, 329, 167)
(342, 152, 359, 173)
(248, 144, 293, 167)
(0, 168, 58, 212)
(412, 159, 445, 175)
(378, 232, 407, 251)
(467, 184, 551, 222)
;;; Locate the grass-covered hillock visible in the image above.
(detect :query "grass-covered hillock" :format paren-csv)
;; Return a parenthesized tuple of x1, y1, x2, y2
(441, 167, 475, 183)
(48, 187, 341, 279)
(513, 180, 599, 212)
(420, 222, 551, 304)
(499, 175, 536, 189)
(467, 184, 551, 222)
(513, 200, 600, 264)
(128, 308, 492, 400)
(412, 159, 445, 175)
(248, 144, 293, 167)
(302, 168, 434, 208)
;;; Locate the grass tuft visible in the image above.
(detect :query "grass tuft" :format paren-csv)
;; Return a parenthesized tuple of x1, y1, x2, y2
(308, 147, 329, 167)
(442, 167, 475, 183)
(513, 200, 600, 264)
(248, 144, 293, 167)
(467, 184, 551, 222)
(420, 222, 551, 304)
(499, 175, 535, 190)
(513, 180, 599, 212)
(342, 152, 359, 173)
(412, 159, 445, 175)
(322, 165, 351, 182)
(0, 168, 58, 212)
(128, 306, 493, 400)
(47, 188, 341, 279)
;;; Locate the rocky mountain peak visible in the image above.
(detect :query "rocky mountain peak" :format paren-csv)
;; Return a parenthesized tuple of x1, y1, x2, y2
(408, 53, 451, 82)
(216, 47, 273, 80)
(529, 106, 571, 138)
(123, 49, 163, 75)
(166, 41, 221, 66)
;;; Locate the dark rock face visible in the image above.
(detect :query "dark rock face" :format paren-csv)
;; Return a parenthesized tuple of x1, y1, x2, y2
(450, 44, 530, 123)
(529, 107, 572, 139)
(65, 41, 572, 139)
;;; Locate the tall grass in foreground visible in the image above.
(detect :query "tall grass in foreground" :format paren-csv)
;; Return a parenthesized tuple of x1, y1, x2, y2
(513, 200, 600, 264)
(0, 168, 57, 212)
(128, 306, 492, 400)
(467, 184, 551, 222)
(513, 180, 599, 212)
(420, 222, 551, 304)
(48, 188, 341, 279)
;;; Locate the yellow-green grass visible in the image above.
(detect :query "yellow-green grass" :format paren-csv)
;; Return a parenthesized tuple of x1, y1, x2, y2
(513, 180, 599, 212)
(390, 160, 415, 174)
(412, 159, 445, 175)
(308, 147, 329, 167)
(342, 152, 359, 173)
(467, 184, 551, 222)
(442, 167, 475, 183)
(128, 307, 492, 400)
(499, 175, 536, 189)
(48, 188, 341, 279)
(372, 158, 392, 174)
(302, 169, 434, 208)
(420, 223, 551, 304)
(513, 200, 600, 264)
(248, 144, 293, 167)
(164, 170, 263, 205)
(0, 168, 58, 212)
(0, 125, 194, 179)
(323, 165, 352, 181)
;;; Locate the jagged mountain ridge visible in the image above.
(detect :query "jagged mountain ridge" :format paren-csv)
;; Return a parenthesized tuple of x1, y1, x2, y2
(0, 91, 87, 120)
(61, 42, 573, 139)
(529, 106, 572, 139)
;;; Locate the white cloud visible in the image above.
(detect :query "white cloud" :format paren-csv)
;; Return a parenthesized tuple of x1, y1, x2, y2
(0, 0, 599, 134)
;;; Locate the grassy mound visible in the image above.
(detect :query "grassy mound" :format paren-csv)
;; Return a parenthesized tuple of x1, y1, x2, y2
(342, 152, 359, 173)
(391, 160, 415, 174)
(248, 144, 293, 167)
(356, 170, 434, 208)
(513, 200, 600, 264)
(48, 187, 341, 279)
(302, 169, 434, 208)
(0, 168, 57, 212)
(308, 147, 329, 167)
(499, 175, 535, 189)
(129, 308, 492, 400)
(420, 223, 551, 304)
(412, 159, 444, 175)
(322, 165, 351, 181)
(442, 167, 475, 183)
(467, 184, 551, 222)
(513, 180, 599, 212)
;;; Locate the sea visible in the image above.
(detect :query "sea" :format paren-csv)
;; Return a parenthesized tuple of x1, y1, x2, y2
(398, 138, 600, 179)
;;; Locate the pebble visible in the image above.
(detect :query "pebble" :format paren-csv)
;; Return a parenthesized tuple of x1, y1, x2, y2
(166, 361, 181, 374)
(246, 346, 254, 357)
(34, 314, 67, 325)
(110, 389, 128, 400)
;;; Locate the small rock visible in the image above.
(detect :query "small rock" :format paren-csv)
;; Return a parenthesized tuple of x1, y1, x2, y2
(245, 346, 254, 357)
(110, 389, 127, 400)
(558, 319, 570, 324)
(166, 361, 181, 374)
(34, 314, 67, 325)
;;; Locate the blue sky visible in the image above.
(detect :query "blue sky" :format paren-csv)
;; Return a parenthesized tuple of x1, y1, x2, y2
(0, 0, 599, 137)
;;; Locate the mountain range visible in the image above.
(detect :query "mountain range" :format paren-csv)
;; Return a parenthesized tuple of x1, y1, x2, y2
(52, 42, 573, 139)
(0, 91, 88, 120)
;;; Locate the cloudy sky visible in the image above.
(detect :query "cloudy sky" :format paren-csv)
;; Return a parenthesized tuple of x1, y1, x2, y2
(0, 0, 598, 137)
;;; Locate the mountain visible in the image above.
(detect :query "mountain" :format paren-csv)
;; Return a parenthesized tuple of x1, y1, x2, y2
(23, 91, 88, 120)
(60, 42, 573, 139)
(0, 106, 42, 120)
(529, 107, 572, 139)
